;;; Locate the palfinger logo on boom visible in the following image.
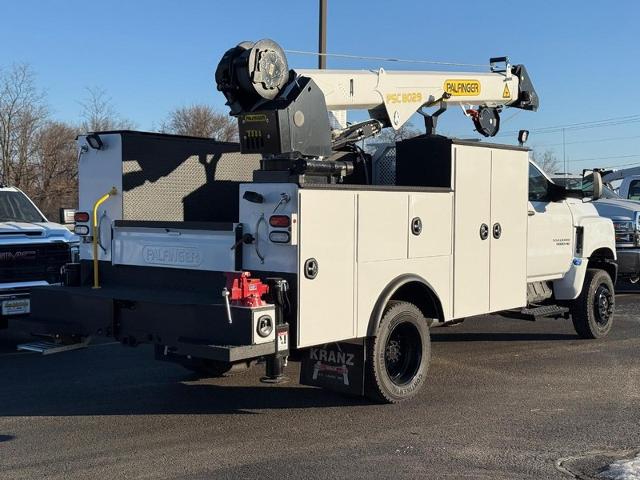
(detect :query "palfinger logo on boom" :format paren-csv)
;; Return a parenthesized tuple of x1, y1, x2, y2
(443, 79, 481, 96)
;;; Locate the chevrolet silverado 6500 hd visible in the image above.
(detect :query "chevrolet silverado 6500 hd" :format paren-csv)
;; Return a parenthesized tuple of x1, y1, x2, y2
(22, 40, 616, 403)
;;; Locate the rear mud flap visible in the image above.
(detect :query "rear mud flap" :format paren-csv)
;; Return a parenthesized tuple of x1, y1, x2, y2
(299, 340, 365, 396)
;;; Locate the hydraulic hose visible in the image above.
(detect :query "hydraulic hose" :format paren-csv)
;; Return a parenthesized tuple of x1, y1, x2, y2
(92, 187, 117, 289)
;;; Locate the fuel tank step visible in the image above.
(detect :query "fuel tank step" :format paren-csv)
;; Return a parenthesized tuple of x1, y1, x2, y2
(502, 305, 570, 321)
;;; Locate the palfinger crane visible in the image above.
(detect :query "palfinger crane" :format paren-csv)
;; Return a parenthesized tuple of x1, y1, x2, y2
(215, 39, 538, 181)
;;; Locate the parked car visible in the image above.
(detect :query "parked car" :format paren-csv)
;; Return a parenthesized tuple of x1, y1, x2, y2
(0, 186, 79, 328)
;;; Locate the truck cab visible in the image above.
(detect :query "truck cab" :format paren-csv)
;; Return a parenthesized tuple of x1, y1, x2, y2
(552, 173, 640, 284)
(615, 175, 640, 201)
(528, 163, 616, 299)
(0, 186, 78, 328)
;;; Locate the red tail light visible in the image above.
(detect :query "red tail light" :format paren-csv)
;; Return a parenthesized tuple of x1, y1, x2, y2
(269, 215, 291, 228)
(74, 211, 90, 222)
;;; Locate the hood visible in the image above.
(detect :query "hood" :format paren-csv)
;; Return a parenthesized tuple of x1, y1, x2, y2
(0, 221, 78, 242)
(593, 198, 640, 219)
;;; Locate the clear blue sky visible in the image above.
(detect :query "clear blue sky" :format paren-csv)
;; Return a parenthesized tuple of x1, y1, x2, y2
(1, 0, 638, 172)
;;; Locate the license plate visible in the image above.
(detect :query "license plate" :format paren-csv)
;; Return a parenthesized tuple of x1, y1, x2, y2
(2, 299, 30, 315)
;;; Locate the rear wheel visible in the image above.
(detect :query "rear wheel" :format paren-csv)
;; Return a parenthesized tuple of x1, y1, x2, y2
(365, 301, 430, 403)
(571, 269, 615, 339)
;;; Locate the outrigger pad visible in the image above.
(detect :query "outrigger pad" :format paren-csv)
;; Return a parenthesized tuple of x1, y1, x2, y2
(299, 340, 365, 396)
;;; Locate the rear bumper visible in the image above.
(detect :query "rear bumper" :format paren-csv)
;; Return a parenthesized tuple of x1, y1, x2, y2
(616, 248, 640, 278)
(25, 285, 277, 362)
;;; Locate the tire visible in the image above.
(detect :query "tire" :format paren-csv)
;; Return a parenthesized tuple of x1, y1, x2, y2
(365, 301, 431, 403)
(570, 269, 615, 339)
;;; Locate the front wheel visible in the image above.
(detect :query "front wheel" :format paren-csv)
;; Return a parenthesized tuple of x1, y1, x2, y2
(365, 301, 430, 403)
(570, 269, 615, 339)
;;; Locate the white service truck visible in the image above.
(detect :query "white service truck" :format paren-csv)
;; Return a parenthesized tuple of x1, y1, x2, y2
(23, 40, 617, 403)
(0, 186, 78, 329)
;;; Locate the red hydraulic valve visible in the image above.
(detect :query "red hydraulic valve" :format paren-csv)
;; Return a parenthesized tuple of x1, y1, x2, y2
(224, 271, 269, 307)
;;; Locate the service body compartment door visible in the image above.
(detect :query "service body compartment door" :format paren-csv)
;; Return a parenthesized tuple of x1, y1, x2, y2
(408, 192, 453, 259)
(298, 190, 356, 348)
(453, 146, 491, 317)
(489, 149, 528, 311)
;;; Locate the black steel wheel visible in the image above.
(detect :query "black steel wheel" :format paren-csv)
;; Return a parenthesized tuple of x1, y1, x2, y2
(571, 269, 615, 339)
(384, 322, 422, 387)
(365, 301, 430, 403)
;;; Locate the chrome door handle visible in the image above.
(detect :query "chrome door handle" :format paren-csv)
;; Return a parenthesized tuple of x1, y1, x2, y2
(492, 223, 502, 239)
(479, 223, 489, 240)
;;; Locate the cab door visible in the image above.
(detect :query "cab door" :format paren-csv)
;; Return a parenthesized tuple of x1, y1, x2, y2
(527, 163, 574, 280)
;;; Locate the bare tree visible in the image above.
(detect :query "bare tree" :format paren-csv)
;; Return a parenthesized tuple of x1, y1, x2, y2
(29, 121, 80, 218)
(364, 123, 422, 154)
(79, 86, 135, 132)
(160, 104, 237, 141)
(375, 123, 422, 144)
(0, 64, 48, 186)
(531, 149, 560, 175)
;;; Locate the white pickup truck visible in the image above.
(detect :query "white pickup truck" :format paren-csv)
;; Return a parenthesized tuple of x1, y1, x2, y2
(0, 186, 78, 329)
(22, 41, 618, 403)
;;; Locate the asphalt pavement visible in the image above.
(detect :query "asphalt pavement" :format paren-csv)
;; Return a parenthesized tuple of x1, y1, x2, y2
(0, 294, 639, 479)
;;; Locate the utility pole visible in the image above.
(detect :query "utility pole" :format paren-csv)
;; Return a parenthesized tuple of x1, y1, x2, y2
(318, 0, 327, 69)
(562, 127, 566, 173)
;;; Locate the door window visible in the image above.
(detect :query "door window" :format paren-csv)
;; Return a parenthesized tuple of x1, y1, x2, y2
(528, 163, 550, 201)
(628, 180, 640, 201)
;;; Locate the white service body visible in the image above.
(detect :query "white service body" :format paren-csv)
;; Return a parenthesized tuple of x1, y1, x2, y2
(82, 140, 615, 350)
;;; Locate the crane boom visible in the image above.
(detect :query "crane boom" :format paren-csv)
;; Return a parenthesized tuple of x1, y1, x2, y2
(295, 66, 532, 130)
(215, 39, 538, 158)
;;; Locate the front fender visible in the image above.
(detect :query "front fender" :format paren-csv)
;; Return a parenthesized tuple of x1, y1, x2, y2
(553, 215, 616, 300)
(579, 215, 616, 260)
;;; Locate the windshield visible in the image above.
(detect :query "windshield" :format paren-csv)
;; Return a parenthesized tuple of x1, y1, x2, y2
(552, 177, 582, 190)
(554, 175, 622, 200)
(0, 191, 45, 222)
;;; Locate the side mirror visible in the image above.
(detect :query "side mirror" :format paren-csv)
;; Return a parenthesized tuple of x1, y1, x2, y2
(592, 171, 603, 200)
(581, 169, 603, 201)
(59, 207, 76, 225)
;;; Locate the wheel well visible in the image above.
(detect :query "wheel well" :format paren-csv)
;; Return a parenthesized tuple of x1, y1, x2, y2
(588, 247, 617, 283)
(368, 276, 444, 336)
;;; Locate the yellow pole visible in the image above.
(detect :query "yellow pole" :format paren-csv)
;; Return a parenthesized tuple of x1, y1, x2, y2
(92, 187, 117, 289)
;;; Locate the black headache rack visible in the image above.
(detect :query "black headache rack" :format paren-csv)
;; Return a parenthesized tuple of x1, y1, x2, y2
(26, 262, 296, 362)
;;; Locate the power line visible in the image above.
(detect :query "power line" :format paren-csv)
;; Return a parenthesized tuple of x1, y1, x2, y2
(607, 161, 640, 169)
(569, 153, 640, 164)
(495, 114, 640, 137)
(532, 134, 640, 148)
(450, 114, 640, 139)
(285, 49, 489, 68)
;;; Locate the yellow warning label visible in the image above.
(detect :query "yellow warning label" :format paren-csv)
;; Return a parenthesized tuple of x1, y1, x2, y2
(502, 84, 511, 99)
(443, 79, 481, 96)
(385, 92, 424, 104)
